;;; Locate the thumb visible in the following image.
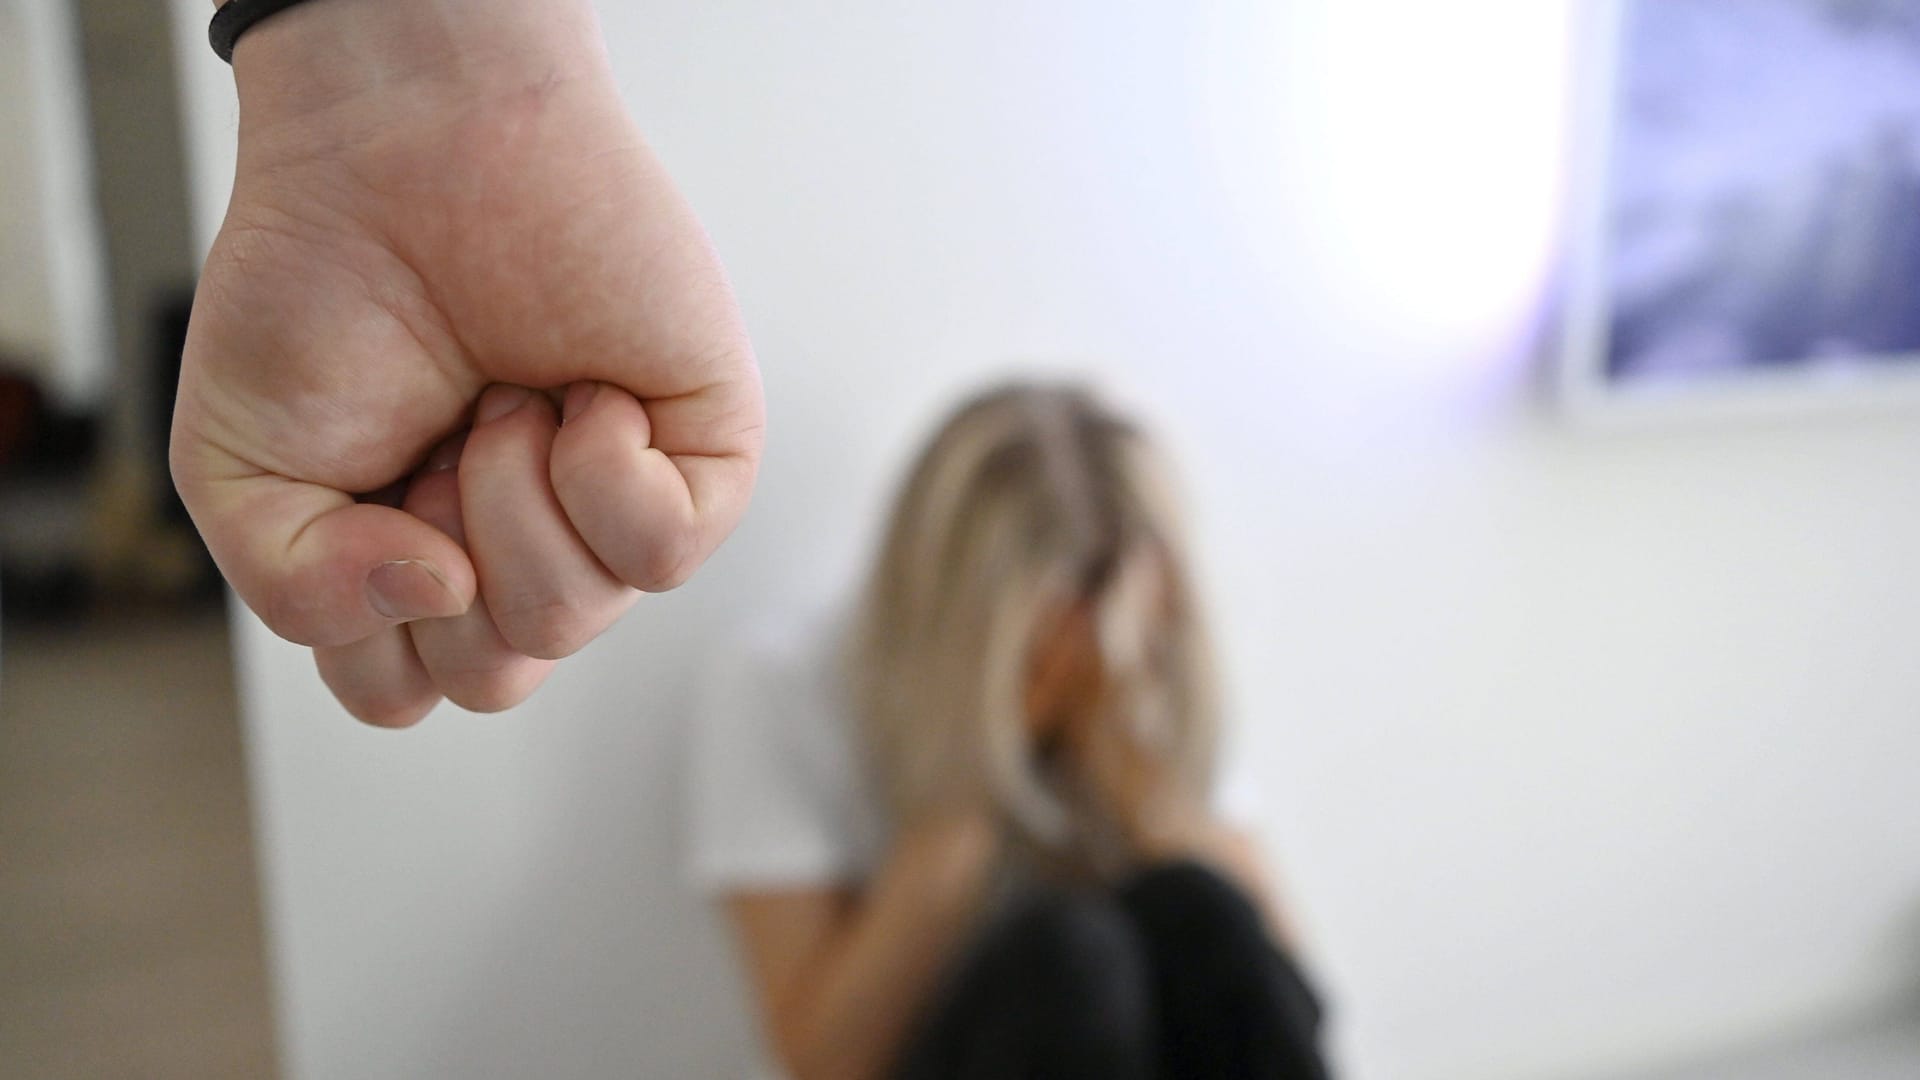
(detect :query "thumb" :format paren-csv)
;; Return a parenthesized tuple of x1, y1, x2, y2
(174, 444, 475, 648)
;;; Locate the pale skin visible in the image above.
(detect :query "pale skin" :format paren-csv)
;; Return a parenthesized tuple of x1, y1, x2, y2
(180, 0, 765, 725)
(725, 606, 1295, 1080)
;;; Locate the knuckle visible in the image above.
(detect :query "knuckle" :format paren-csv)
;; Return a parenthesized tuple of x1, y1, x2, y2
(352, 696, 435, 730)
(263, 585, 324, 647)
(440, 676, 534, 715)
(315, 660, 435, 729)
(625, 521, 701, 593)
(493, 598, 599, 661)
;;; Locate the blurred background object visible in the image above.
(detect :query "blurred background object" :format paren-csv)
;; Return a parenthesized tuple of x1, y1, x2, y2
(5, 1, 1920, 1078)
(2, 0, 271, 1077)
(1562, 0, 1920, 414)
(1, 0, 221, 617)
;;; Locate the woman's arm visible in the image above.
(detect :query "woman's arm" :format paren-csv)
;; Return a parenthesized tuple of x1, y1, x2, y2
(724, 812, 999, 1080)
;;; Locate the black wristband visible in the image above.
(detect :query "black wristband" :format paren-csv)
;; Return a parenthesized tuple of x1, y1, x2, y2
(210, 0, 321, 64)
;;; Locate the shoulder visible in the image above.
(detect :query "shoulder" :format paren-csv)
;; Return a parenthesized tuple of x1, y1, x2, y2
(686, 603, 884, 892)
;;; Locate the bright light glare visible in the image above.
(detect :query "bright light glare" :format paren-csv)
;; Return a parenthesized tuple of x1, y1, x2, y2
(1204, 2, 1574, 352)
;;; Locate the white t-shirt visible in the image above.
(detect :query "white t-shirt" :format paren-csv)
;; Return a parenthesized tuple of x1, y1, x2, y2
(687, 610, 889, 895)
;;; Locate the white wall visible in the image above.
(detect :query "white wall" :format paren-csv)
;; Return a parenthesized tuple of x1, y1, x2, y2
(0, 0, 111, 406)
(172, 3, 1920, 1078)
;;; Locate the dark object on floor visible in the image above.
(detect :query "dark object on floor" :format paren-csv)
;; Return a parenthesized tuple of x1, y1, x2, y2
(0, 368, 102, 623)
(0, 369, 99, 478)
(0, 368, 34, 468)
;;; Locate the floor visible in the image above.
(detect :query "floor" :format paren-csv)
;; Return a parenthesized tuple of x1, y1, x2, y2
(0, 605, 277, 1079)
(1621, 1012, 1920, 1080)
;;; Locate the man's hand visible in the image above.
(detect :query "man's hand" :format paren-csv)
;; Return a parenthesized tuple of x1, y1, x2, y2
(173, 0, 764, 726)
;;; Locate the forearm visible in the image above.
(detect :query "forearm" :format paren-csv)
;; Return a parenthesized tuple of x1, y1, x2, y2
(778, 815, 998, 1080)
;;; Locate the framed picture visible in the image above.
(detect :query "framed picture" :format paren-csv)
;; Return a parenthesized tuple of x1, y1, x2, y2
(1560, 0, 1920, 417)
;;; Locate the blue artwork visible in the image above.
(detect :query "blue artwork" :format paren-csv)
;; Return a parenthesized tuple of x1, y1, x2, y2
(1601, 0, 1920, 387)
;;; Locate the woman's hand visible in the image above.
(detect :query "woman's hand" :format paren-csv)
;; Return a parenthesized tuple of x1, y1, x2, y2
(1026, 599, 1200, 859)
(1060, 696, 1209, 863)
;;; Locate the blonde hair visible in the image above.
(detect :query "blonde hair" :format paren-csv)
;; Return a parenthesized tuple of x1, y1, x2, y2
(848, 382, 1218, 860)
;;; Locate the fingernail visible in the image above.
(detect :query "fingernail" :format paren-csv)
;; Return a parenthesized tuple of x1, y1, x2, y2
(424, 433, 467, 473)
(366, 560, 467, 622)
(475, 385, 533, 425)
(563, 382, 602, 425)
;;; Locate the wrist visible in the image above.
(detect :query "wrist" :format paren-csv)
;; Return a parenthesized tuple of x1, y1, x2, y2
(224, 0, 610, 143)
(900, 810, 1000, 895)
(1122, 798, 1214, 863)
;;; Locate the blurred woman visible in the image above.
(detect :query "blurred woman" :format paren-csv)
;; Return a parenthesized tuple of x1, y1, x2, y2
(688, 383, 1330, 1079)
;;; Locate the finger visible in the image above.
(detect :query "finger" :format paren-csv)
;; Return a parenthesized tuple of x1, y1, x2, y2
(402, 433, 557, 712)
(550, 379, 762, 593)
(462, 385, 637, 660)
(171, 438, 476, 649)
(458, 140, 762, 590)
(313, 628, 441, 729)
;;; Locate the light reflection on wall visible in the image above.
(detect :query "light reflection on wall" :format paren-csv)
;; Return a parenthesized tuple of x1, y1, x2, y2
(1199, 2, 1574, 361)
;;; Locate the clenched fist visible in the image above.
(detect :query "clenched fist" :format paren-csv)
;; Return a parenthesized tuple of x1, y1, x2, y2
(173, 0, 764, 726)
